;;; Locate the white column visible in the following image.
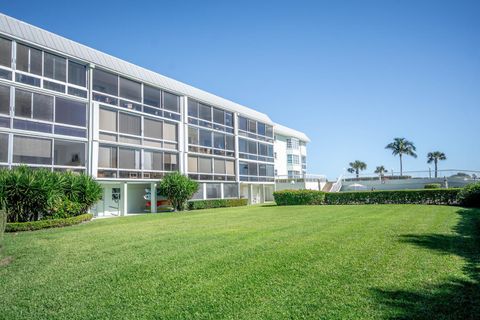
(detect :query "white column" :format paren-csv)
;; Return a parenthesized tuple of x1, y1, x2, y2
(150, 182, 157, 213)
(249, 184, 253, 205)
(180, 96, 189, 175)
(122, 182, 128, 216)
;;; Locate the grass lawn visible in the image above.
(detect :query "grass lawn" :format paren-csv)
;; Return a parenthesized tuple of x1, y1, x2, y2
(1, 205, 479, 319)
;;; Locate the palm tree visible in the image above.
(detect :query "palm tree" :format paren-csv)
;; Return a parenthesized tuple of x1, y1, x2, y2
(385, 138, 417, 176)
(347, 160, 367, 178)
(374, 166, 388, 180)
(427, 151, 446, 178)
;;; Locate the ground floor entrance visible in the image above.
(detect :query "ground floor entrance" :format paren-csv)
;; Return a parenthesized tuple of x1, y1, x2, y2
(240, 183, 275, 204)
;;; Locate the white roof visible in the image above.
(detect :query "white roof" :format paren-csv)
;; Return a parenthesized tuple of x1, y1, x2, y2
(274, 123, 310, 142)
(0, 13, 273, 124)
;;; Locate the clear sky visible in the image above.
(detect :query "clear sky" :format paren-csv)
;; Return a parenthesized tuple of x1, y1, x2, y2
(1, 0, 479, 178)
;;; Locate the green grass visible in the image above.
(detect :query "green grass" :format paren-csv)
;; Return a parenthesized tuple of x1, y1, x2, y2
(1, 205, 479, 319)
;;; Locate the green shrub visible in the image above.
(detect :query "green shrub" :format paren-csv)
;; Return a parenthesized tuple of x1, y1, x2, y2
(0, 202, 5, 258)
(424, 183, 441, 189)
(325, 189, 460, 205)
(5, 213, 93, 232)
(188, 198, 248, 210)
(274, 190, 326, 205)
(158, 172, 199, 211)
(458, 182, 480, 208)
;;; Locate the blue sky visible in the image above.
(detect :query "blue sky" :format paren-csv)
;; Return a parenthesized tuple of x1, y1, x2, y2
(2, 0, 479, 178)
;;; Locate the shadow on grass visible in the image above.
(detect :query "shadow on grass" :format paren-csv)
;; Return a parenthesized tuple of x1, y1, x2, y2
(372, 208, 480, 319)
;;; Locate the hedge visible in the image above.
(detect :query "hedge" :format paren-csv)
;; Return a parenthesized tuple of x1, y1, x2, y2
(273, 190, 326, 206)
(273, 189, 461, 206)
(424, 183, 441, 189)
(188, 198, 248, 210)
(458, 182, 480, 208)
(5, 213, 93, 232)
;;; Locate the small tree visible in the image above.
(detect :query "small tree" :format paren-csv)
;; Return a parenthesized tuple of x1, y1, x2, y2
(347, 160, 367, 178)
(158, 172, 199, 211)
(427, 151, 447, 178)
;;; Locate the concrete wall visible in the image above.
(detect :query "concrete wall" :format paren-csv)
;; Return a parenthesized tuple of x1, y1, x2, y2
(341, 177, 473, 191)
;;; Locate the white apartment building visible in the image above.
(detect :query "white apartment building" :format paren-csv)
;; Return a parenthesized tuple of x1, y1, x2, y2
(0, 13, 310, 216)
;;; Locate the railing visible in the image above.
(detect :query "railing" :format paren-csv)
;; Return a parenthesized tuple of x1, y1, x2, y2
(342, 169, 480, 182)
(275, 174, 327, 183)
(330, 175, 343, 192)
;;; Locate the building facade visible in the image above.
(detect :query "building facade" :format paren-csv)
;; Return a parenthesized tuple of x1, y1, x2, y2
(273, 124, 309, 179)
(0, 13, 308, 216)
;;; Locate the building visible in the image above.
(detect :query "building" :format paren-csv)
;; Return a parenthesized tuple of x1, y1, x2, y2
(0, 13, 310, 216)
(273, 123, 309, 178)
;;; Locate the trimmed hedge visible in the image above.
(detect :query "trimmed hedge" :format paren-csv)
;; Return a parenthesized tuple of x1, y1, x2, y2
(188, 198, 248, 210)
(274, 189, 461, 206)
(273, 190, 326, 205)
(424, 183, 441, 189)
(458, 182, 480, 208)
(5, 213, 93, 232)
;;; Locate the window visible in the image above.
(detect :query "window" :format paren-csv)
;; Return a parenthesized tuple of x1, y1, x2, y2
(13, 135, 52, 165)
(224, 184, 238, 198)
(143, 85, 160, 107)
(164, 153, 178, 171)
(214, 159, 225, 174)
(98, 145, 117, 168)
(239, 117, 247, 131)
(188, 99, 198, 117)
(0, 134, 8, 162)
(266, 165, 274, 177)
(266, 125, 273, 137)
(144, 118, 162, 139)
(239, 139, 247, 153)
(287, 154, 300, 165)
(198, 157, 212, 173)
(16, 44, 42, 76)
(0, 85, 10, 115)
(68, 61, 86, 87)
(239, 162, 248, 175)
(55, 97, 86, 127)
(213, 132, 225, 149)
(259, 164, 267, 176)
(119, 148, 140, 169)
(206, 183, 221, 199)
(258, 143, 267, 156)
(119, 113, 141, 136)
(225, 135, 234, 151)
(213, 108, 224, 125)
(163, 92, 179, 112)
(44, 53, 66, 82)
(188, 127, 198, 145)
(163, 122, 177, 141)
(14, 89, 32, 118)
(119, 77, 141, 102)
(248, 162, 258, 175)
(93, 69, 118, 95)
(248, 119, 256, 133)
(0, 38, 11, 67)
(248, 140, 257, 154)
(224, 160, 233, 175)
(54, 140, 85, 166)
(99, 108, 117, 132)
(287, 138, 299, 149)
(199, 129, 211, 147)
(144, 150, 163, 171)
(188, 156, 198, 172)
(225, 112, 233, 127)
(199, 103, 211, 121)
(257, 123, 266, 136)
(33, 93, 53, 121)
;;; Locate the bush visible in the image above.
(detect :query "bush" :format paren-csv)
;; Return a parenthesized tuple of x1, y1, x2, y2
(0, 166, 103, 222)
(324, 189, 460, 205)
(0, 202, 5, 258)
(188, 198, 248, 210)
(274, 190, 326, 205)
(5, 213, 93, 232)
(458, 182, 480, 208)
(158, 172, 199, 211)
(424, 183, 441, 189)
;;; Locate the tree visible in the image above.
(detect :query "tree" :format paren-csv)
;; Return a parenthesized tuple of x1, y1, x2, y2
(427, 151, 447, 178)
(374, 166, 388, 180)
(158, 172, 199, 211)
(385, 138, 417, 176)
(347, 160, 367, 178)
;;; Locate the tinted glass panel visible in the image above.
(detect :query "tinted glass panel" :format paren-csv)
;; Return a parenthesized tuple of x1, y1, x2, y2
(257, 123, 266, 136)
(119, 77, 141, 102)
(0, 133, 8, 162)
(163, 122, 177, 141)
(119, 113, 141, 136)
(225, 135, 234, 151)
(44, 53, 66, 82)
(188, 156, 197, 172)
(225, 112, 233, 127)
(93, 69, 118, 95)
(98, 145, 117, 168)
(164, 153, 178, 171)
(206, 184, 221, 199)
(144, 118, 162, 139)
(119, 148, 140, 169)
(199, 129, 211, 147)
(68, 61, 86, 87)
(13, 135, 52, 165)
(33, 93, 53, 121)
(144, 150, 163, 171)
(99, 108, 117, 132)
(213, 108, 224, 125)
(199, 157, 212, 173)
(199, 104, 211, 121)
(214, 159, 225, 174)
(54, 140, 85, 166)
(15, 89, 32, 118)
(213, 132, 225, 149)
(188, 127, 198, 145)
(55, 98, 86, 127)
(143, 85, 160, 107)
(163, 92, 179, 112)
(0, 85, 10, 115)
(0, 38, 11, 67)
(239, 117, 247, 131)
(188, 99, 198, 117)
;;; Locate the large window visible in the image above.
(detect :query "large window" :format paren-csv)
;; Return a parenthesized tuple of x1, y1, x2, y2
(287, 154, 300, 165)
(16, 44, 42, 76)
(239, 161, 274, 182)
(224, 183, 238, 198)
(13, 135, 52, 165)
(206, 183, 221, 199)
(144, 118, 162, 139)
(44, 53, 66, 82)
(14, 89, 53, 121)
(164, 153, 178, 171)
(99, 108, 117, 132)
(0, 38, 11, 68)
(55, 97, 86, 127)
(163, 92, 179, 112)
(0, 85, 10, 115)
(188, 127, 198, 145)
(119, 113, 141, 136)
(144, 150, 163, 171)
(143, 85, 160, 108)
(0, 133, 8, 162)
(68, 61, 86, 87)
(54, 140, 85, 166)
(188, 98, 234, 133)
(120, 77, 141, 102)
(98, 145, 117, 168)
(238, 138, 274, 162)
(199, 129, 211, 147)
(287, 138, 299, 150)
(188, 156, 235, 181)
(238, 116, 273, 141)
(163, 122, 177, 141)
(93, 69, 118, 95)
(119, 148, 140, 169)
